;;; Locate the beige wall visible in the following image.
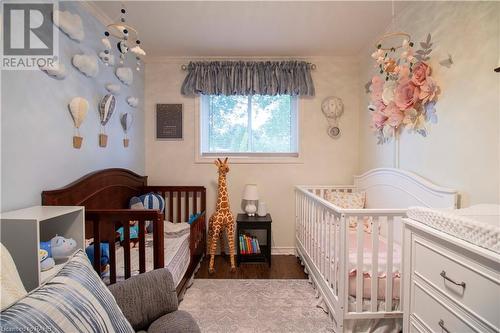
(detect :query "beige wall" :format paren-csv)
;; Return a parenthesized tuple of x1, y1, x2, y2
(145, 57, 361, 250)
(358, 2, 500, 207)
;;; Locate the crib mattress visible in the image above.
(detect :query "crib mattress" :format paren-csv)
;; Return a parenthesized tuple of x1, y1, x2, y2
(108, 232, 190, 287)
(407, 205, 500, 253)
(347, 231, 401, 300)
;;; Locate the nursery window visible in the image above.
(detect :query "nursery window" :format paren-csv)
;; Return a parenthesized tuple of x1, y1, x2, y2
(200, 95, 298, 156)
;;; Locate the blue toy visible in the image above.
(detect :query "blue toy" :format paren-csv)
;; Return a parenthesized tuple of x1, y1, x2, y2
(39, 249, 55, 271)
(85, 242, 110, 266)
(40, 235, 77, 261)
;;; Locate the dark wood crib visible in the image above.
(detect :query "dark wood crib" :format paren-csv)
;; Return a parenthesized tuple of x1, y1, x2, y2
(41, 168, 206, 296)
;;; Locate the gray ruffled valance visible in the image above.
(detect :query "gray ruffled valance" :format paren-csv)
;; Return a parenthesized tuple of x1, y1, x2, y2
(180, 61, 315, 96)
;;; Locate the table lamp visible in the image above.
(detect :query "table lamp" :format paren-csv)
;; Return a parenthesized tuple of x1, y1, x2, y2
(242, 184, 259, 216)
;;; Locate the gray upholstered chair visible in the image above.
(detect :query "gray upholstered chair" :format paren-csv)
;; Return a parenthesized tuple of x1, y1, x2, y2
(109, 269, 200, 333)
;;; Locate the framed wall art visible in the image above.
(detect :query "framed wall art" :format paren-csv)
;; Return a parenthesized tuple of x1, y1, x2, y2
(156, 103, 183, 140)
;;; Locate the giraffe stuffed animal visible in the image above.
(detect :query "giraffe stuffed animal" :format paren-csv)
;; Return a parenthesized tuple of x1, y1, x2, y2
(208, 158, 236, 273)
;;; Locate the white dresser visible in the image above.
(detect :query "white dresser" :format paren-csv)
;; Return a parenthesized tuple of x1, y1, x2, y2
(403, 218, 500, 333)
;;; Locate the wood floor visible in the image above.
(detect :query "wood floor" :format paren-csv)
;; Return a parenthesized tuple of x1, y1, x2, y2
(195, 255, 307, 279)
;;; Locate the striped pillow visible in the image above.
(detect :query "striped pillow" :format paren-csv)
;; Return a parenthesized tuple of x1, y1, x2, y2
(0, 250, 134, 333)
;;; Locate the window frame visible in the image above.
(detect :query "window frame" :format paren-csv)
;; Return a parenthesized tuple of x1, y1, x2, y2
(195, 95, 303, 164)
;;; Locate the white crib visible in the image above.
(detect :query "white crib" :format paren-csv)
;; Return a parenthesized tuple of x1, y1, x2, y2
(295, 168, 458, 333)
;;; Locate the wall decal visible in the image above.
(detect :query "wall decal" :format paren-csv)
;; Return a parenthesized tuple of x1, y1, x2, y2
(120, 113, 133, 147)
(116, 67, 133, 85)
(52, 10, 84, 42)
(321, 96, 344, 139)
(156, 104, 183, 140)
(126, 96, 139, 108)
(98, 94, 116, 147)
(40, 61, 67, 79)
(72, 54, 99, 77)
(68, 97, 89, 149)
(439, 54, 453, 68)
(105, 83, 121, 95)
(368, 33, 441, 144)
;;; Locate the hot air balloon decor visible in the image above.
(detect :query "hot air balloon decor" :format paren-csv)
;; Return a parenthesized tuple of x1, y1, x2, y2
(68, 97, 89, 149)
(120, 113, 133, 147)
(98, 94, 116, 147)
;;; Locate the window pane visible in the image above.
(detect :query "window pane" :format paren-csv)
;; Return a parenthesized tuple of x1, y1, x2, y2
(251, 95, 292, 153)
(203, 94, 296, 154)
(208, 95, 249, 152)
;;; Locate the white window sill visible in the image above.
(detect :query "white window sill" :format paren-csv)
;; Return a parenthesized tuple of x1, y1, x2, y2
(195, 153, 304, 164)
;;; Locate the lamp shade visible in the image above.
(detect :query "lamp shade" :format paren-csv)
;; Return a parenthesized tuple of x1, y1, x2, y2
(242, 184, 259, 200)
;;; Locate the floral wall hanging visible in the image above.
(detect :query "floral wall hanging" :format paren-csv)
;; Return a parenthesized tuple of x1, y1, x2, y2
(367, 33, 440, 144)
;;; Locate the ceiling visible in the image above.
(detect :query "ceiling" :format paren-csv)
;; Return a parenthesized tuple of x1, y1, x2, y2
(90, 1, 407, 58)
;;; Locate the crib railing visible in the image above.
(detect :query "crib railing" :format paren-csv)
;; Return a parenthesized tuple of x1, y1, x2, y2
(295, 185, 405, 321)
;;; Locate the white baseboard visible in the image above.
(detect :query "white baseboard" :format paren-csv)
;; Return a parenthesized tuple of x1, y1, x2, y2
(271, 247, 296, 255)
(210, 246, 296, 255)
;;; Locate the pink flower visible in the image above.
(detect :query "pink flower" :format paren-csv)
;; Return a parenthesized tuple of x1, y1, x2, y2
(372, 111, 388, 129)
(419, 77, 439, 103)
(411, 62, 431, 86)
(394, 78, 420, 110)
(384, 102, 404, 128)
(395, 65, 410, 79)
(370, 76, 384, 102)
(374, 99, 386, 113)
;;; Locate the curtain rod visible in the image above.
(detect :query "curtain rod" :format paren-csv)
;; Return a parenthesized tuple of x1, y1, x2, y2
(180, 62, 317, 71)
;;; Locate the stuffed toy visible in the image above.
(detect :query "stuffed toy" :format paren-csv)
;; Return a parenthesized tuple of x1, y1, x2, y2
(85, 242, 110, 274)
(40, 235, 77, 261)
(116, 223, 139, 247)
(39, 249, 55, 272)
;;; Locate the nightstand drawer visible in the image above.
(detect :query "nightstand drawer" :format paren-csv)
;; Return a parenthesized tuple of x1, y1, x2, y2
(412, 283, 478, 333)
(413, 236, 500, 329)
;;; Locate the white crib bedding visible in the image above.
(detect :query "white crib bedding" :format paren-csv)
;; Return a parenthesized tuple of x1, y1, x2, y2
(107, 232, 190, 287)
(347, 231, 401, 300)
(345, 297, 402, 333)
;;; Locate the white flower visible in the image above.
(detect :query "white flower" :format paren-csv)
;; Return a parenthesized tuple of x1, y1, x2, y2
(382, 80, 396, 105)
(371, 49, 384, 59)
(402, 39, 410, 50)
(382, 124, 394, 138)
(400, 49, 415, 63)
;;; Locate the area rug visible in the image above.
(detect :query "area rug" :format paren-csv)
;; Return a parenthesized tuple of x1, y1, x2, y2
(179, 279, 332, 333)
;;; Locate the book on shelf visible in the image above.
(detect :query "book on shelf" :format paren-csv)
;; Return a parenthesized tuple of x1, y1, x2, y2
(239, 233, 261, 255)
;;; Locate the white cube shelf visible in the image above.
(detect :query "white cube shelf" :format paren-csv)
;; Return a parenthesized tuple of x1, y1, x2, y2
(1, 206, 84, 291)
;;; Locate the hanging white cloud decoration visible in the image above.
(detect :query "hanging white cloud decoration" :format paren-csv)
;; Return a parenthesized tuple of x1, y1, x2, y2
(99, 51, 115, 66)
(116, 67, 133, 85)
(40, 61, 67, 79)
(53, 10, 84, 42)
(130, 45, 146, 57)
(101, 37, 111, 50)
(72, 54, 99, 77)
(105, 83, 121, 95)
(127, 96, 139, 108)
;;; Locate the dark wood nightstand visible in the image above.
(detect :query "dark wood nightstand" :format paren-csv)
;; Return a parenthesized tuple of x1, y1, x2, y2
(236, 213, 272, 267)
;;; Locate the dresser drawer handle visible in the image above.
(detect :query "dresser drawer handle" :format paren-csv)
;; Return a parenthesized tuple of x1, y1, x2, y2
(439, 319, 451, 333)
(440, 270, 466, 289)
